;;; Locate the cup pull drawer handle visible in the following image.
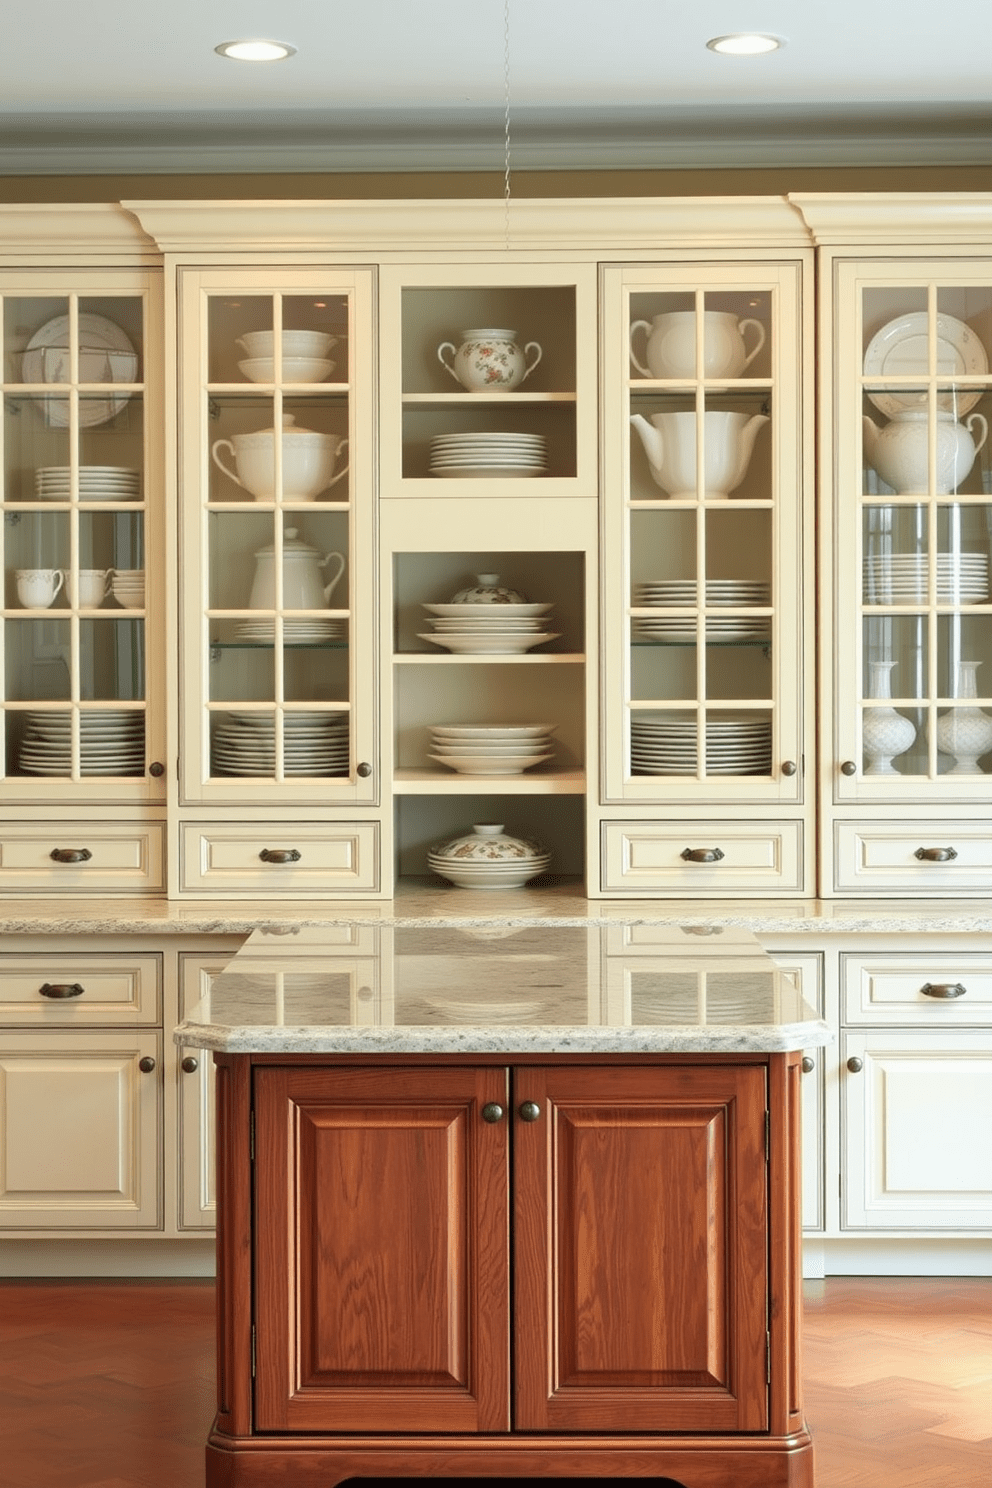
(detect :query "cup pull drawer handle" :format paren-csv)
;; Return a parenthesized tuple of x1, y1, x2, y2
(259, 848, 302, 864)
(680, 847, 725, 863)
(921, 982, 967, 999)
(914, 846, 958, 862)
(50, 848, 92, 864)
(39, 982, 85, 999)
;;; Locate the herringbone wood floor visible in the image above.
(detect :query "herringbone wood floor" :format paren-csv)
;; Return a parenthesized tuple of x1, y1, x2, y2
(0, 1277, 988, 1487)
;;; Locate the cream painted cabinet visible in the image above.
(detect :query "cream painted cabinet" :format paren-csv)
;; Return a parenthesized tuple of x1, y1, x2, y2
(795, 196, 992, 897)
(174, 267, 380, 896)
(379, 260, 599, 886)
(597, 259, 814, 896)
(0, 261, 166, 893)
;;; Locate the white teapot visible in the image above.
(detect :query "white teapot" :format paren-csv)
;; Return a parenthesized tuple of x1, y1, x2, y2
(630, 410, 768, 499)
(437, 328, 542, 392)
(248, 528, 345, 610)
(630, 311, 765, 380)
(862, 410, 988, 495)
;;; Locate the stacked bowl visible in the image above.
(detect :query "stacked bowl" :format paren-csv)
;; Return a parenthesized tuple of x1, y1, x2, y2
(428, 723, 556, 775)
(236, 330, 337, 384)
(428, 823, 551, 889)
(111, 569, 145, 608)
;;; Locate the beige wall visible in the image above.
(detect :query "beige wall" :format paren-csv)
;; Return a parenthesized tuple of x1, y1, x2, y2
(3, 165, 992, 204)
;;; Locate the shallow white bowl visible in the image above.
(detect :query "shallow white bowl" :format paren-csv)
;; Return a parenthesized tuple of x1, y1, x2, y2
(237, 330, 336, 359)
(239, 356, 334, 384)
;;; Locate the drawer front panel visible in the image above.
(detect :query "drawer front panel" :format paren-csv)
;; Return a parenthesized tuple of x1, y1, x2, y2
(601, 820, 803, 896)
(834, 820, 992, 893)
(0, 954, 161, 1026)
(843, 953, 992, 1026)
(0, 823, 165, 894)
(180, 821, 379, 895)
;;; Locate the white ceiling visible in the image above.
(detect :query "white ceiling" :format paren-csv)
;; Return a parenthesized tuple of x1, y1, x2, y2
(3, 0, 991, 174)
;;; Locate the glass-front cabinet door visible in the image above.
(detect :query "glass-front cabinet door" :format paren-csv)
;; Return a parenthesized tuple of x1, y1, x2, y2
(833, 262, 992, 805)
(177, 269, 376, 806)
(1, 272, 164, 803)
(601, 262, 808, 810)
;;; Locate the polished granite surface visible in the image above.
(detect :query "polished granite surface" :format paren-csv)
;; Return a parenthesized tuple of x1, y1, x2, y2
(175, 923, 833, 1054)
(5, 883, 992, 935)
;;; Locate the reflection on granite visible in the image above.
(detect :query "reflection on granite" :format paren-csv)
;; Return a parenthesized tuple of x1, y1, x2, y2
(176, 924, 832, 1055)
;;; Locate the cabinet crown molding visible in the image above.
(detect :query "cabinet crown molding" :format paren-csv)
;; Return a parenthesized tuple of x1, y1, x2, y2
(0, 203, 159, 263)
(790, 192, 992, 246)
(122, 196, 813, 256)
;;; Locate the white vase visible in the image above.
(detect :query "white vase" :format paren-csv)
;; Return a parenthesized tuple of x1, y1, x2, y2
(862, 661, 916, 774)
(935, 660, 992, 774)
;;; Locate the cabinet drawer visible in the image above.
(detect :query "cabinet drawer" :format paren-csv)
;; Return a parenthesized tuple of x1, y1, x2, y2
(0, 954, 161, 1026)
(601, 820, 804, 896)
(833, 820, 992, 893)
(842, 953, 992, 1026)
(0, 822, 165, 894)
(180, 821, 379, 896)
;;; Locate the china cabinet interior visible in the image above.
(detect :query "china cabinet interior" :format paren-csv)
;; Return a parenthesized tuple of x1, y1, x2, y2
(799, 195, 992, 896)
(0, 262, 166, 893)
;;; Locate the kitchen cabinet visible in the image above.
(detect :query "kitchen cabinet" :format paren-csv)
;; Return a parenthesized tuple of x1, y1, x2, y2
(599, 259, 814, 896)
(0, 258, 167, 893)
(194, 920, 822, 1488)
(792, 195, 992, 897)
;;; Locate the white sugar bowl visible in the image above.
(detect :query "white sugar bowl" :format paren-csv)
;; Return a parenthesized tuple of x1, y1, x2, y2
(437, 328, 542, 392)
(211, 414, 348, 501)
(428, 823, 551, 889)
(449, 573, 526, 604)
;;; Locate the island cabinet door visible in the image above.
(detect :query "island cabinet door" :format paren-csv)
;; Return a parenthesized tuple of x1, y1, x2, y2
(252, 1064, 510, 1433)
(512, 1063, 770, 1433)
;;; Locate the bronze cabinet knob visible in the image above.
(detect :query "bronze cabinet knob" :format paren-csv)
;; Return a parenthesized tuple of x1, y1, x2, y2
(840, 760, 857, 776)
(481, 1102, 504, 1123)
(138, 1056, 156, 1074)
(801, 1056, 815, 1073)
(518, 1101, 541, 1122)
(847, 1056, 864, 1074)
(357, 762, 372, 778)
(181, 1056, 199, 1073)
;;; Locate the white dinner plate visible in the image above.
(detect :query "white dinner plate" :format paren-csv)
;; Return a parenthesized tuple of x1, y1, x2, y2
(428, 753, 553, 774)
(423, 602, 553, 618)
(22, 313, 139, 428)
(418, 631, 558, 652)
(863, 311, 988, 417)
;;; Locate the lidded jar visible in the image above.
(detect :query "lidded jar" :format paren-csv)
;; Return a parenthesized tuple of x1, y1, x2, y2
(211, 413, 348, 501)
(449, 573, 526, 604)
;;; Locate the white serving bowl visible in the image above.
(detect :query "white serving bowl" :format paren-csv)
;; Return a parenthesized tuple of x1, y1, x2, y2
(238, 356, 335, 384)
(235, 330, 336, 359)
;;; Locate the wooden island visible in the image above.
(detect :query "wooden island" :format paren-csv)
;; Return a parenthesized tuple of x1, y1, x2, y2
(176, 921, 832, 1488)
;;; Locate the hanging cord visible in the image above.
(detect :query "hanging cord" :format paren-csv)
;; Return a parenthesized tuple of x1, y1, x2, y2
(503, 0, 512, 249)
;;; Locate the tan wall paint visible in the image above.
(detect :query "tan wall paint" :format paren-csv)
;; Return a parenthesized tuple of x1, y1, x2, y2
(3, 165, 992, 204)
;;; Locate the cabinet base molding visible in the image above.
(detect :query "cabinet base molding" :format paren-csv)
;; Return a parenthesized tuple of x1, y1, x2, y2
(803, 1238, 992, 1278)
(205, 1426, 815, 1488)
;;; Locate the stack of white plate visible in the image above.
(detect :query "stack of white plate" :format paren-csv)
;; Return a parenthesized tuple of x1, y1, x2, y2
(427, 723, 556, 775)
(18, 709, 144, 776)
(863, 553, 990, 603)
(631, 714, 772, 775)
(234, 617, 346, 643)
(419, 599, 557, 654)
(211, 712, 349, 776)
(429, 432, 546, 479)
(632, 578, 770, 641)
(34, 466, 141, 502)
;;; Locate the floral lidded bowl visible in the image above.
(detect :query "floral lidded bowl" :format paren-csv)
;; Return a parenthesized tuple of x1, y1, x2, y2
(428, 824, 551, 889)
(449, 573, 526, 604)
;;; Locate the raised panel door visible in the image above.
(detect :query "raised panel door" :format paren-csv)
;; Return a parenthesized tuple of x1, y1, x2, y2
(512, 1062, 770, 1432)
(252, 1064, 510, 1433)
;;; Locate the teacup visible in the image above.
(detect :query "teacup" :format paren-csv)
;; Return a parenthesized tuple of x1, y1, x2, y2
(66, 569, 113, 608)
(16, 568, 64, 609)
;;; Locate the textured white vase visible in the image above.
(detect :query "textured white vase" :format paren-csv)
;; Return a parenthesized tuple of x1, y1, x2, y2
(935, 660, 992, 774)
(862, 661, 917, 774)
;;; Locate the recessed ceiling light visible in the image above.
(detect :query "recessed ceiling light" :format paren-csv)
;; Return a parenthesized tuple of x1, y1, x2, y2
(706, 34, 785, 56)
(215, 39, 296, 62)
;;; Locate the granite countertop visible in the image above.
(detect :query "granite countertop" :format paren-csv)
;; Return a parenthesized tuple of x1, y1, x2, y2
(4, 883, 992, 935)
(174, 923, 833, 1055)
